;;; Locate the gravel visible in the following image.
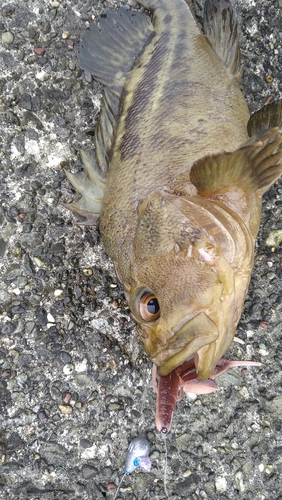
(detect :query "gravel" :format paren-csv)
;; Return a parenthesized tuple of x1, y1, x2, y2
(0, 0, 282, 499)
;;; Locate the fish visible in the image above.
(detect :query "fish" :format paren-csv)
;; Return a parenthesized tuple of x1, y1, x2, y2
(64, 0, 282, 430)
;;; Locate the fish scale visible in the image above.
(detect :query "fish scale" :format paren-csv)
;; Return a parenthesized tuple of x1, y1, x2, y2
(109, 5, 247, 202)
(64, 0, 282, 429)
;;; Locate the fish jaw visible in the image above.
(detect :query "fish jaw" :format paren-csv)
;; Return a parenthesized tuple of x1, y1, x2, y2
(142, 274, 248, 380)
(150, 312, 220, 376)
(153, 295, 238, 380)
(139, 253, 240, 380)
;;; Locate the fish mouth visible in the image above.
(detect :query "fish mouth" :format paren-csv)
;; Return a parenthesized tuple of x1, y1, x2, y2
(151, 312, 220, 380)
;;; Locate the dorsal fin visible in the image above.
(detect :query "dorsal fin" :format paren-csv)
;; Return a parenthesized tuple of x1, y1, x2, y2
(64, 8, 153, 225)
(204, 0, 241, 76)
(190, 128, 282, 197)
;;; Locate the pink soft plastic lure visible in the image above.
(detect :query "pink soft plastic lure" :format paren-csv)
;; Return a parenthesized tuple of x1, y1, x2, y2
(152, 356, 262, 432)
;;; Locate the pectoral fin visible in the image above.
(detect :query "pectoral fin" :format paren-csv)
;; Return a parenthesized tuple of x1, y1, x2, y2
(190, 128, 282, 197)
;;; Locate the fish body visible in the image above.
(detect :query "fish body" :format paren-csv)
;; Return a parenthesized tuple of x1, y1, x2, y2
(65, 1, 282, 396)
(100, 0, 250, 287)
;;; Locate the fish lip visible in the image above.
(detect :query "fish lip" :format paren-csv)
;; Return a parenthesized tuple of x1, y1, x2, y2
(152, 345, 195, 376)
(151, 312, 219, 377)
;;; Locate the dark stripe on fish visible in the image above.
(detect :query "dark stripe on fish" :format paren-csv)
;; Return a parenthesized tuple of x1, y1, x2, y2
(119, 24, 198, 161)
(119, 30, 171, 161)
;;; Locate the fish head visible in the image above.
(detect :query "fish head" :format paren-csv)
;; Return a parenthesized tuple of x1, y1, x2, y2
(127, 191, 240, 380)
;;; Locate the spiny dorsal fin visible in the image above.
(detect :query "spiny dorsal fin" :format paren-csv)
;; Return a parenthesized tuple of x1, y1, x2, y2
(190, 128, 282, 197)
(204, 0, 241, 76)
(247, 99, 282, 137)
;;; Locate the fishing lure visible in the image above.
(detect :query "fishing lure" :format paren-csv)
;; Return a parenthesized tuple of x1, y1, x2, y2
(113, 437, 151, 500)
(153, 357, 262, 433)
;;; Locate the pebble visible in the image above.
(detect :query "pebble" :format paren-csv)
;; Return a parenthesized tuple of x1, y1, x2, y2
(108, 403, 121, 411)
(2, 32, 14, 44)
(234, 471, 245, 492)
(183, 469, 192, 477)
(59, 351, 72, 363)
(14, 276, 28, 288)
(33, 257, 45, 267)
(83, 70, 92, 83)
(47, 313, 55, 323)
(265, 465, 273, 474)
(82, 268, 93, 275)
(75, 359, 87, 373)
(239, 386, 249, 399)
(265, 395, 282, 415)
(26, 54, 38, 64)
(149, 450, 160, 460)
(63, 392, 71, 404)
(215, 476, 227, 494)
(66, 40, 74, 50)
(80, 438, 92, 449)
(9, 349, 20, 358)
(251, 422, 261, 432)
(36, 70, 50, 82)
(2, 4, 15, 16)
(37, 410, 48, 420)
(58, 404, 72, 415)
(63, 363, 74, 375)
(62, 30, 70, 39)
(82, 465, 97, 479)
(33, 48, 45, 56)
(258, 347, 269, 356)
(0, 238, 7, 258)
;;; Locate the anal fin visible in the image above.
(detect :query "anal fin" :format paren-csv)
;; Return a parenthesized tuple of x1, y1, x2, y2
(190, 128, 282, 197)
(63, 150, 105, 226)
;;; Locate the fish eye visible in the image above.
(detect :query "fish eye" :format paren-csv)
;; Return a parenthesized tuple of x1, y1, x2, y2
(139, 292, 160, 322)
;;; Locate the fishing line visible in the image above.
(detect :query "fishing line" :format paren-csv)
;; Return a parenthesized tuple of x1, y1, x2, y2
(113, 473, 126, 500)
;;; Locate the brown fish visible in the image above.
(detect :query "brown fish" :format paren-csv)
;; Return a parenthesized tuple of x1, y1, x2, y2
(64, 0, 282, 427)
